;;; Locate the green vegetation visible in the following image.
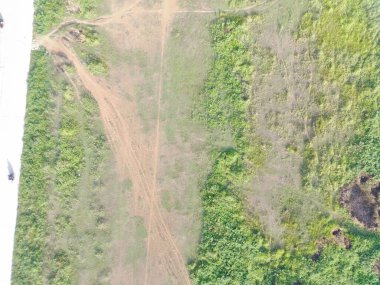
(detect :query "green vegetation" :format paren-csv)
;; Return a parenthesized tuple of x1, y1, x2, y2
(227, 0, 257, 8)
(189, 15, 271, 284)
(14, 0, 380, 283)
(300, 0, 380, 189)
(34, 0, 65, 34)
(12, 50, 114, 284)
(84, 53, 108, 75)
(33, 0, 106, 35)
(190, 0, 380, 283)
(189, 150, 272, 284)
(76, 0, 108, 19)
(11, 50, 54, 284)
(72, 26, 109, 76)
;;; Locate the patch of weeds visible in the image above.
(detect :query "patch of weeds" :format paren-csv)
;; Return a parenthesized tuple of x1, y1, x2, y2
(228, 0, 257, 8)
(189, 14, 272, 284)
(12, 47, 114, 283)
(69, 25, 109, 76)
(83, 53, 108, 76)
(34, 0, 66, 34)
(76, 0, 107, 19)
(12, 49, 55, 284)
(190, 1, 380, 282)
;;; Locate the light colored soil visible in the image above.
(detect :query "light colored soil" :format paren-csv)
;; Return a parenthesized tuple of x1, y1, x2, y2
(38, 0, 276, 283)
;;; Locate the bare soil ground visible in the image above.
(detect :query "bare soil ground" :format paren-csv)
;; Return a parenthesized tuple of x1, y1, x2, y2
(340, 174, 380, 229)
(38, 0, 276, 283)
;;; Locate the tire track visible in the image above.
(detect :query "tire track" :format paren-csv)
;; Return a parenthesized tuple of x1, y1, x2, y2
(38, 1, 277, 283)
(41, 33, 191, 284)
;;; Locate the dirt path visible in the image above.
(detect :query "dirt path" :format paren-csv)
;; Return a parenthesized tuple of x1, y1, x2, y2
(38, 1, 276, 283)
(40, 0, 191, 283)
(42, 33, 189, 283)
(143, 0, 190, 284)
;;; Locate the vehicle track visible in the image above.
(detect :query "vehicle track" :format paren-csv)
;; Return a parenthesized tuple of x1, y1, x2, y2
(39, 1, 276, 283)
(41, 10, 191, 285)
(143, 0, 193, 284)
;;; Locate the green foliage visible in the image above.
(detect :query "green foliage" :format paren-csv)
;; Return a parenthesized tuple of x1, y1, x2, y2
(11, 50, 54, 285)
(191, 1, 380, 283)
(295, 0, 380, 282)
(190, 15, 272, 284)
(194, 16, 250, 135)
(228, 0, 256, 8)
(300, 0, 380, 184)
(46, 85, 84, 284)
(12, 50, 112, 283)
(84, 53, 108, 76)
(72, 26, 109, 76)
(34, 0, 65, 34)
(351, 116, 380, 176)
(190, 150, 271, 284)
(77, 0, 103, 18)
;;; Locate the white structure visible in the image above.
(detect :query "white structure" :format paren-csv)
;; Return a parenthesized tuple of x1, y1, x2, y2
(0, 1, 34, 284)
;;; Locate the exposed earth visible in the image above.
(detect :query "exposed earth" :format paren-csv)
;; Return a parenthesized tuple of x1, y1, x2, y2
(340, 174, 380, 230)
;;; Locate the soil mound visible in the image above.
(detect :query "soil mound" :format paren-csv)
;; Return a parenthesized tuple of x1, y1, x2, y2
(340, 174, 380, 229)
(311, 228, 351, 261)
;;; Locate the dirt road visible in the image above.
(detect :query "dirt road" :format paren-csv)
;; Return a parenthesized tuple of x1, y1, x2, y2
(41, 0, 191, 283)
(38, 0, 274, 283)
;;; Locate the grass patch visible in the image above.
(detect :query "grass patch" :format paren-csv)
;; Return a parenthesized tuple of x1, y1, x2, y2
(11, 49, 55, 284)
(12, 47, 115, 283)
(34, 0, 66, 34)
(69, 25, 109, 76)
(76, 0, 108, 19)
(190, 0, 380, 282)
(189, 14, 271, 284)
(228, 0, 257, 8)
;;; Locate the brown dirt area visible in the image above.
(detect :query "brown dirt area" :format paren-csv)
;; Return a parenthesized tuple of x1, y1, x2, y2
(311, 228, 352, 262)
(340, 174, 380, 229)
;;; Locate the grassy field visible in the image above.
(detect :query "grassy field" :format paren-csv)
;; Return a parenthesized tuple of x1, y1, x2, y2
(11, 48, 118, 284)
(188, 0, 380, 284)
(11, 50, 55, 285)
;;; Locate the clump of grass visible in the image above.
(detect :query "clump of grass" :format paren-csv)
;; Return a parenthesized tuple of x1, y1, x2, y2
(83, 53, 108, 75)
(34, 0, 66, 34)
(228, 0, 257, 8)
(11, 49, 54, 284)
(69, 26, 109, 76)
